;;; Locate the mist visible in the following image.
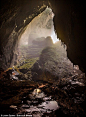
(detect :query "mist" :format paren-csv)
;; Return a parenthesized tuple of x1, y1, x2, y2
(19, 7, 59, 46)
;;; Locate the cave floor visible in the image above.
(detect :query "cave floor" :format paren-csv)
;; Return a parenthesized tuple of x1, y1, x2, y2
(0, 74, 86, 117)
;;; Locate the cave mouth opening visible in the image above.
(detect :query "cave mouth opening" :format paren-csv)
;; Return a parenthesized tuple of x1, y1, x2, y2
(16, 7, 59, 64)
(12, 7, 85, 84)
(19, 7, 59, 46)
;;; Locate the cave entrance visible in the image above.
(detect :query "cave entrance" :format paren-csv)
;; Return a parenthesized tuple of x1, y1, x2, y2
(14, 7, 85, 83)
(17, 7, 59, 62)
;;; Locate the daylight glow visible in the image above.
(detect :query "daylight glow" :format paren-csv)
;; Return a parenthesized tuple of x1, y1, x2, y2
(51, 32, 59, 43)
(19, 7, 59, 45)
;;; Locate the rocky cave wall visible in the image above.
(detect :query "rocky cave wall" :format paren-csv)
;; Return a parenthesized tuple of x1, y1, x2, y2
(0, 0, 86, 73)
(51, 0, 86, 72)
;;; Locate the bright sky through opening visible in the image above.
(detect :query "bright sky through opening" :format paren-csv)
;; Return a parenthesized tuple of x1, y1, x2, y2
(19, 7, 59, 45)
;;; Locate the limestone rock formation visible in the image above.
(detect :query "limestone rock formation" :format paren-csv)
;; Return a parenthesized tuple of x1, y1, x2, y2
(31, 41, 77, 81)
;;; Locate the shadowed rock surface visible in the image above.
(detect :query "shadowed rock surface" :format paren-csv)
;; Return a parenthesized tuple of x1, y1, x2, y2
(0, 75, 86, 116)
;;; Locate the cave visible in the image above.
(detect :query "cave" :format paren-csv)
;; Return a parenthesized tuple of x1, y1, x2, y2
(0, 0, 86, 116)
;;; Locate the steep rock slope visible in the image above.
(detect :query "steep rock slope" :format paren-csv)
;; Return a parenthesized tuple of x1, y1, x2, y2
(31, 41, 77, 81)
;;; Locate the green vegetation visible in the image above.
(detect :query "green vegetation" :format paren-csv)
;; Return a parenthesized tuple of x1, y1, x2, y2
(20, 58, 38, 69)
(16, 58, 39, 70)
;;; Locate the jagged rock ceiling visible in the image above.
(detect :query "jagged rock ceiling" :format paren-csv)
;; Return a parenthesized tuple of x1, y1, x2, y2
(0, 0, 86, 73)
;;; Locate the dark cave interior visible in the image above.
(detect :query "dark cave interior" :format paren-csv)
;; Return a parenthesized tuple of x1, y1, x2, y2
(0, 0, 86, 116)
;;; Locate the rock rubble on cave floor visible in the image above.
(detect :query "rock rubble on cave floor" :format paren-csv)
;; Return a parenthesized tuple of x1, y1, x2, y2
(0, 72, 86, 117)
